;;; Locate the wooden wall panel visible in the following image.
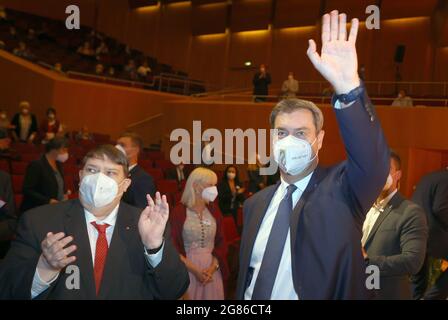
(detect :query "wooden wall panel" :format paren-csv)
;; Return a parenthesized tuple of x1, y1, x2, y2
(274, 0, 320, 28)
(230, 0, 272, 32)
(192, 2, 227, 35)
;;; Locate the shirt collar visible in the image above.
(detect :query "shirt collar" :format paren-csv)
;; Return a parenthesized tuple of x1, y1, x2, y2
(279, 171, 314, 194)
(129, 163, 138, 172)
(376, 189, 398, 209)
(84, 204, 120, 227)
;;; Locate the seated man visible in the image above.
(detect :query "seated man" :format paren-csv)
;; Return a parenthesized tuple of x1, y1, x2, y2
(392, 89, 413, 107)
(362, 151, 428, 299)
(0, 145, 189, 299)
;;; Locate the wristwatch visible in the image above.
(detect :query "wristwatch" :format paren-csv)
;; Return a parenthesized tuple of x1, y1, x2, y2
(334, 84, 364, 104)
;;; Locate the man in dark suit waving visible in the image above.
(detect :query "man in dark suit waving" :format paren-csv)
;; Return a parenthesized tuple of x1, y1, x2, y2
(0, 145, 189, 299)
(236, 10, 390, 300)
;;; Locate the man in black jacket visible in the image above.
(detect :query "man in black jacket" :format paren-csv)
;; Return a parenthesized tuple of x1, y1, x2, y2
(253, 64, 271, 102)
(0, 145, 189, 299)
(117, 132, 156, 209)
(0, 169, 17, 258)
(412, 168, 448, 300)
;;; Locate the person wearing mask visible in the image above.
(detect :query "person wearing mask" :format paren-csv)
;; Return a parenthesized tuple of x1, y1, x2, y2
(236, 11, 390, 300)
(0, 145, 189, 299)
(117, 132, 156, 209)
(412, 168, 448, 300)
(392, 89, 413, 107)
(281, 72, 299, 99)
(11, 101, 38, 143)
(253, 64, 271, 102)
(361, 151, 427, 299)
(170, 167, 228, 299)
(217, 165, 245, 223)
(21, 138, 70, 213)
(76, 125, 93, 141)
(40, 107, 61, 144)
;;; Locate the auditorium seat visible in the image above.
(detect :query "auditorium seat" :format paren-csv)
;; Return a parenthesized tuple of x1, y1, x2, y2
(11, 175, 25, 194)
(0, 159, 10, 173)
(20, 153, 41, 163)
(222, 216, 241, 246)
(145, 168, 164, 182)
(139, 159, 153, 170)
(154, 159, 175, 171)
(156, 179, 178, 194)
(11, 162, 28, 175)
(14, 194, 23, 209)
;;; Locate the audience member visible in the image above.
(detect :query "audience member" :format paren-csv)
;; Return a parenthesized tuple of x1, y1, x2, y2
(253, 64, 271, 102)
(217, 165, 245, 223)
(40, 107, 61, 144)
(392, 89, 413, 107)
(11, 101, 38, 143)
(281, 72, 299, 99)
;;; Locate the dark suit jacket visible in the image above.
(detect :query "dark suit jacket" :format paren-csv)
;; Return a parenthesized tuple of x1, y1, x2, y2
(364, 192, 428, 300)
(217, 180, 245, 217)
(122, 165, 156, 209)
(0, 199, 189, 299)
(412, 169, 448, 259)
(236, 89, 390, 300)
(253, 72, 271, 96)
(0, 170, 16, 241)
(11, 113, 38, 141)
(21, 155, 64, 213)
(165, 166, 192, 183)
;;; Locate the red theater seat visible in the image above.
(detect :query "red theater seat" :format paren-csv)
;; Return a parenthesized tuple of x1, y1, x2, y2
(14, 194, 23, 209)
(222, 216, 241, 246)
(145, 168, 164, 182)
(0, 159, 10, 173)
(154, 159, 175, 171)
(12, 175, 25, 194)
(156, 179, 178, 194)
(20, 153, 40, 163)
(11, 162, 29, 175)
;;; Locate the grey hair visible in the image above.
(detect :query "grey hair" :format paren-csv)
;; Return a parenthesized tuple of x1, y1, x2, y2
(269, 98, 324, 132)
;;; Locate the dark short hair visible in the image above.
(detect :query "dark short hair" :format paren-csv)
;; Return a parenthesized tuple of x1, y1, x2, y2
(45, 137, 68, 153)
(82, 144, 129, 177)
(46, 107, 56, 116)
(118, 132, 143, 150)
(390, 150, 402, 170)
(269, 98, 324, 131)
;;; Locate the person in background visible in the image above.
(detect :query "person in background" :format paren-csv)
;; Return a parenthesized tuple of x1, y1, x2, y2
(11, 101, 38, 143)
(412, 168, 448, 300)
(124, 59, 137, 80)
(117, 132, 156, 209)
(77, 41, 95, 57)
(54, 62, 63, 73)
(40, 107, 61, 144)
(76, 125, 93, 141)
(392, 89, 413, 107)
(94, 63, 104, 76)
(253, 64, 271, 102)
(0, 170, 17, 259)
(247, 156, 266, 195)
(358, 64, 366, 81)
(166, 162, 191, 186)
(170, 167, 228, 300)
(21, 138, 70, 213)
(13, 42, 33, 60)
(281, 72, 299, 99)
(95, 41, 109, 56)
(137, 61, 152, 81)
(217, 165, 245, 223)
(0, 109, 14, 138)
(107, 67, 115, 77)
(362, 151, 427, 299)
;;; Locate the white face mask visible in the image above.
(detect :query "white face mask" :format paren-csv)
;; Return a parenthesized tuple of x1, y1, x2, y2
(56, 152, 69, 163)
(383, 174, 393, 191)
(273, 135, 318, 176)
(79, 173, 119, 208)
(202, 186, 218, 203)
(227, 172, 236, 180)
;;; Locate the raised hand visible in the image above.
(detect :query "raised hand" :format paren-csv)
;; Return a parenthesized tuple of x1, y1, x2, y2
(138, 192, 169, 250)
(37, 232, 77, 282)
(307, 10, 361, 94)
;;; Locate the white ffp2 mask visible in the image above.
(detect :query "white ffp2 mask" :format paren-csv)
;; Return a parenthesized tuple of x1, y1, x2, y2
(202, 186, 218, 202)
(273, 135, 317, 176)
(79, 172, 118, 208)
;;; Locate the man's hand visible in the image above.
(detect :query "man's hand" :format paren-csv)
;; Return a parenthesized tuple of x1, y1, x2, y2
(307, 10, 360, 94)
(37, 232, 77, 282)
(138, 192, 169, 250)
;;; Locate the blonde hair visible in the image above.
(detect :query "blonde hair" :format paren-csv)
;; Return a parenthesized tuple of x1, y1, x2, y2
(19, 101, 30, 109)
(181, 167, 217, 208)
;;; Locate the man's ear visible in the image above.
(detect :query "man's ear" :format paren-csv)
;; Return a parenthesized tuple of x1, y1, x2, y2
(396, 170, 402, 181)
(317, 130, 325, 150)
(122, 178, 132, 192)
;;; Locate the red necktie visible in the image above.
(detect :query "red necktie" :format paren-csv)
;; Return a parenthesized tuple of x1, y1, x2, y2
(91, 222, 110, 295)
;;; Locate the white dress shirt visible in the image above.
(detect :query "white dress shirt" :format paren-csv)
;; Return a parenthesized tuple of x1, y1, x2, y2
(245, 172, 313, 300)
(361, 189, 397, 246)
(31, 204, 164, 299)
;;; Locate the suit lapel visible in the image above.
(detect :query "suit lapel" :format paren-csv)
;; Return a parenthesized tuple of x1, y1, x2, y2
(97, 204, 135, 299)
(63, 200, 96, 299)
(364, 192, 405, 248)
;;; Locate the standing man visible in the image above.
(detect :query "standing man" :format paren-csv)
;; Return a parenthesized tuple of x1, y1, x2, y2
(281, 72, 299, 99)
(117, 132, 156, 209)
(253, 64, 271, 103)
(412, 168, 448, 300)
(362, 151, 427, 300)
(0, 145, 189, 299)
(236, 10, 390, 300)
